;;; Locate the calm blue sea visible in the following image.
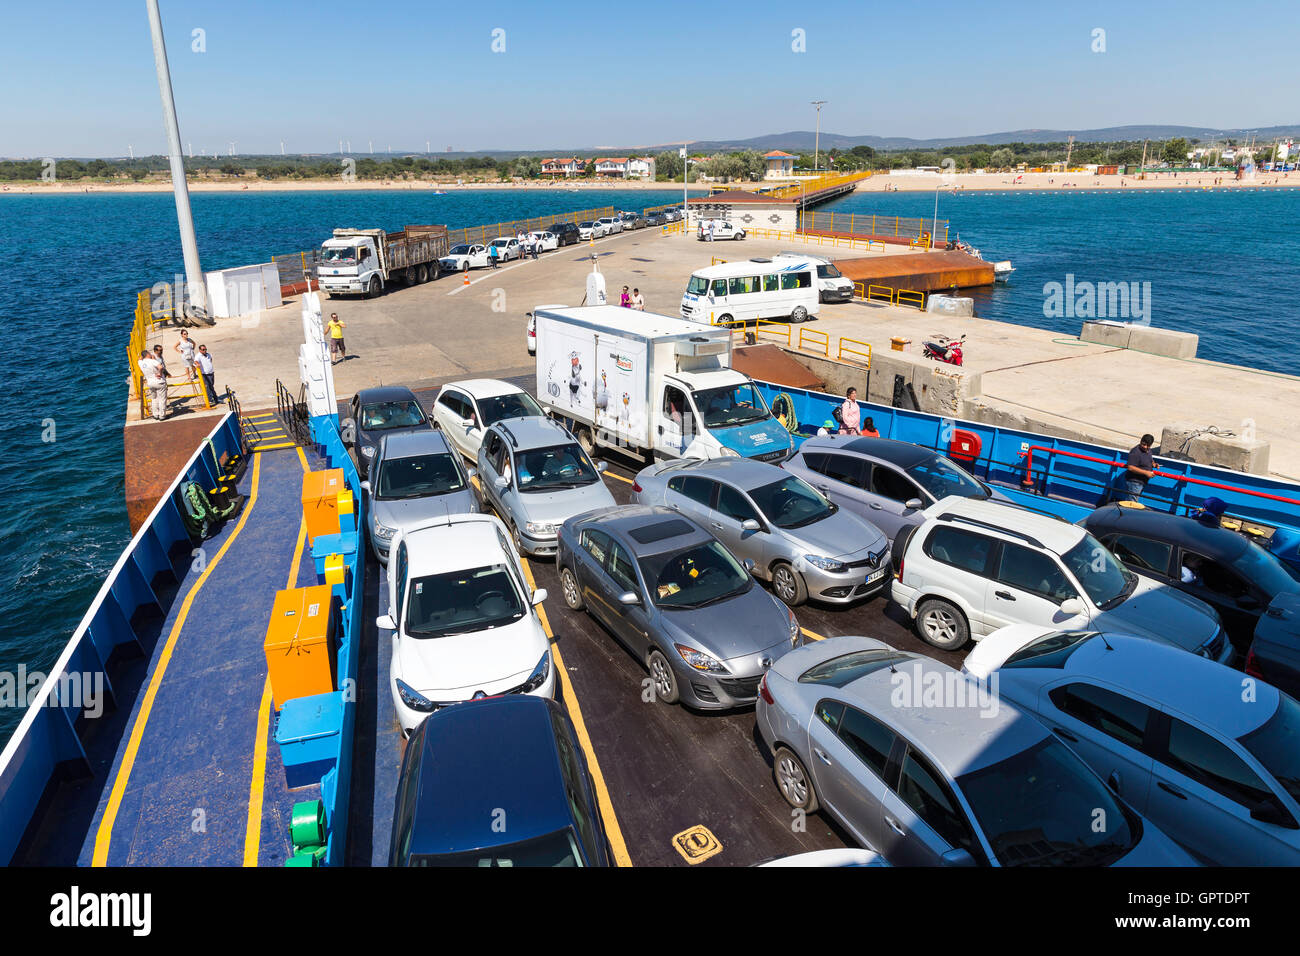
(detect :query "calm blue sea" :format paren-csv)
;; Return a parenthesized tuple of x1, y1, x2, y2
(0, 184, 1295, 742)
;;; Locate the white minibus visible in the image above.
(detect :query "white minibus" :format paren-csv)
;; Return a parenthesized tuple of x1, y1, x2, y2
(679, 256, 820, 325)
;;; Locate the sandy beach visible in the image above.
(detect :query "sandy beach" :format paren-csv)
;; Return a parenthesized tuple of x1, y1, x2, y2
(3, 168, 1295, 196)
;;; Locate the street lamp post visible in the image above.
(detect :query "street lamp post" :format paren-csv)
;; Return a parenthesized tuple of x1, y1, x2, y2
(811, 100, 826, 173)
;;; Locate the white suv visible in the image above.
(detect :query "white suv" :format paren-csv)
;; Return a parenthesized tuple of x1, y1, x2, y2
(890, 496, 1231, 661)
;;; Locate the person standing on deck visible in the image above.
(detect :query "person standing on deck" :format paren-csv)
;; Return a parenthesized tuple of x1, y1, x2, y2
(326, 313, 347, 364)
(1120, 433, 1157, 501)
(174, 329, 196, 382)
(620, 286, 631, 308)
(488, 243, 499, 269)
(861, 416, 880, 438)
(196, 345, 219, 405)
(631, 288, 645, 310)
(139, 348, 169, 421)
(839, 387, 861, 435)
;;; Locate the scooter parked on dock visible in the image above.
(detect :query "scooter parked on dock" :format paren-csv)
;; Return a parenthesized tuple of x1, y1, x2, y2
(923, 334, 965, 366)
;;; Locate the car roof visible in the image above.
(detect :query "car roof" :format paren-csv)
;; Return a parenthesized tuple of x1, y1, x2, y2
(357, 385, 421, 405)
(800, 435, 935, 468)
(403, 514, 511, 577)
(580, 505, 711, 555)
(1084, 504, 1250, 561)
(808, 637, 1048, 776)
(441, 378, 525, 400)
(988, 628, 1278, 738)
(492, 414, 572, 449)
(408, 696, 572, 854)
(379, 429, 450, 457)
(662, 456, 785, 491)
(924, 495, 1084, 554)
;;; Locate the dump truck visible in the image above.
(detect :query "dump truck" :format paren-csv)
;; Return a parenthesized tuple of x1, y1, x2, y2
(317, 225, 450, 298)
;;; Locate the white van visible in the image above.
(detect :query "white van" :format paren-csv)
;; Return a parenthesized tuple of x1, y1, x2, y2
(680, 256, 820, 325)
(779, 251, 855, 303)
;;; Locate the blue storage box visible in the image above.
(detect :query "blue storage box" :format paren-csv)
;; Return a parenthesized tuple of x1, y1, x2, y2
(275, 691, 343, 789)
(311, 531, 357, 579)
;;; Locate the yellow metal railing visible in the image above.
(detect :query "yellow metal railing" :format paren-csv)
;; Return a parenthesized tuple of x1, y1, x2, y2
(710, 256, 728, 266)
(852, 282, 928, 311)
(768, 170, 872, 201)
(896, 289, 926, 309)
(753, 320, 790, 345)
(128, 285, 211, 418)
(867, 284, 895, 303)
(798, 327, 829, 356)
(838, 337, 873, 367)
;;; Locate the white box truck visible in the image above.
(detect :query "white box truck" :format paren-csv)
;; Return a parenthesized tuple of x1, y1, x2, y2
(317, 225, 449, 298)
(533, 305, 794, 463)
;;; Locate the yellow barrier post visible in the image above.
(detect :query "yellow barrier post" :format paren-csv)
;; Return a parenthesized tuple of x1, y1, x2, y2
(837, 337, 873, 367)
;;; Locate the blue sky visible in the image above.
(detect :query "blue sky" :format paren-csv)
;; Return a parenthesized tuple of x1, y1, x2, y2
(1, 0, 1296, 157)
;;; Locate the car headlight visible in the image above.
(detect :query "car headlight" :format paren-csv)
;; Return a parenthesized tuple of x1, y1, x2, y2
(373, 521, 396, 541)
(718, 446, 740, 458)
(524, 520, 557, 536)
(519, 650, 551, 692)
(395, 678, 436, 713)
(804, 554, 847, 572)
(787, 607, 802, 646)
(674, 643, 728, 674)
(360, 445, 375, 457)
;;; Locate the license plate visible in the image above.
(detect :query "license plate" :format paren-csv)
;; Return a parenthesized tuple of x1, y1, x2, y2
(866, 569, 886, 584)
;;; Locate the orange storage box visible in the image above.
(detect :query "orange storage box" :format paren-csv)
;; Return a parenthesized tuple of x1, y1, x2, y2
(301, 469, 344, 545)
(264, 584, 336, 711)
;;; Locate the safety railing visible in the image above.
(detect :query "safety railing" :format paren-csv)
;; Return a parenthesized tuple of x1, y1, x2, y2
(711, 256, 728, 266)
(277, 378, 311, 447)
(852, 282, 927, 310)
(798, 327, 829, 356)
(896, 289, 926, 309)
(837, 337, 873, 367)
(768, 170, 872, 201)
(800, 209, 948, 243)
(754, 319, 791, 345)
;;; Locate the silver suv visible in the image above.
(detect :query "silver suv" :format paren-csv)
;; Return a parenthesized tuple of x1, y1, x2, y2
(476, 416, 617, 556)
(631, 457, 889, 606)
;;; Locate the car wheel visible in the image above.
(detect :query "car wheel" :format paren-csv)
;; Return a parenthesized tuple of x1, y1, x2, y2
(560, 566, 584, 610)
(736, 231, 746, 240)
(916, 598, 970, 650)
(511, 520, 527, 555)
(461, 261, 470, 272)
(718, 313, 735, 327)
(366, 277, 380, 298)
(773, 746, 819, 813)
(415, 264, 428, 283)
(771, 562, 808, 607)
(791, 305, 809, 323)
(646, 649, 680, 704)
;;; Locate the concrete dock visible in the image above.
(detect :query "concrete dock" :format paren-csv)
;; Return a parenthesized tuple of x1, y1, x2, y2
(133, 226, 1300, 483)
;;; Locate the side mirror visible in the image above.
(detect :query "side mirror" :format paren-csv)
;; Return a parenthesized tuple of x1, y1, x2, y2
(376, 613, 396, 631)
(360, 480, 371, 493)
(1059, 598, 1085, 616)
(596, 461, 608, 473)
(618, 591, 641, 606)
(467, 467, 477, 481)
(940, 847, 976, 867)
(741, 518, 761, 532)
(531, 589, 548, 606)
(905, 498, 924, 511)
(742, 558, 756, 573)
(494, 475, 510, 491)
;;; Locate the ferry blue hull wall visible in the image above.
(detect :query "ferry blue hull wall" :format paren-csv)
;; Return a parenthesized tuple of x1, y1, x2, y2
(755, 381, 1300, 565)
(0, 414, 247, 865)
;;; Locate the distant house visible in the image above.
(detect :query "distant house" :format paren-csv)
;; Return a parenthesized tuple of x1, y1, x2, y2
(763, 150, 795, 180)
(541, 157, 585, 178)
(594, 157, 630, 178)
(627, 156, 656, 180)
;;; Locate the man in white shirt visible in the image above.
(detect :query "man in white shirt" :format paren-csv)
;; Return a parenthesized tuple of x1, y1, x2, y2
(631, 288, 645, 310)
(196, 345, 219, 405)
(139, 348, 168, 420)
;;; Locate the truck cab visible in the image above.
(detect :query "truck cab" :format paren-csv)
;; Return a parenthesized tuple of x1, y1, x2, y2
(655, 369, 792, 464)
(319, 236, 382, 297)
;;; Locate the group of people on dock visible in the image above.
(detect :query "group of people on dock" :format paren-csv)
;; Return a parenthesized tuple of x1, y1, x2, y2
(137, 329, 219, 421)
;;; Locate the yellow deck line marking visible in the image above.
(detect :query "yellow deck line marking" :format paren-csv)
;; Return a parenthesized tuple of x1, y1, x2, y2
(519, 557, 633, 867)
(602, 470, 633, 485)
(93, 452, 263, 866)
(252, 442, 297, 452)
(243, 447, 310, 866)
(801, 626, 826, 642)
(244, 414, 278, 421)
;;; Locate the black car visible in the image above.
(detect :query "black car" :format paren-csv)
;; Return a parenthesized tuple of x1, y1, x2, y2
(1083, 504, 1300, 654)
(342, 385, 431, 480)
(1247, 591, 1300, 699)
(389, 695, 614, 867)
(546, 222, 581, 246)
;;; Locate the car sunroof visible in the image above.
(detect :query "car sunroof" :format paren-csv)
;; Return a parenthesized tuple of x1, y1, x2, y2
(628, 519, 694, 544)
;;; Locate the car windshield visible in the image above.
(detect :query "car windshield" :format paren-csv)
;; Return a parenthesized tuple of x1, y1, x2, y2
(958, 737, 1138, 866)
(479, 392, 545, 426)
(322, 246, 358, 262)
(362, 400, 425, 431)
(579, 221, 594, 228)
(1062, 534, 1135, 608)
(1240, 695, 1300, 805)
(692, 383, 770, 428)
(687, 275, 709, 294)
(515, 443, 599, 491)
(449, 245, 472, 255)
(749, 476, 835, 529)
(905, 455, 988, 501)
(816, 263, 843, 278)
(376, 452, 464, 500)
(409, 828, 583, 867)
(404, 564, 524, 637)
(641, 541, 751, 609)
(1231, 543, 1300, 598)
(490, 239, 510, 247)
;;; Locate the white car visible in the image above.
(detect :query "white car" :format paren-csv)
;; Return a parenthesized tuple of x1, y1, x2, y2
(430, 378, 547, 460)
(890, 496, 1231, 661)
(698, 219, 745, 241)
(596, 216, 622, 235)
(440, 243, 491, 272)
(576, 220, 602, 240)
(488, 237, 522, 261)
(379, 513, 554, 736)
(527, 231, 559, 253)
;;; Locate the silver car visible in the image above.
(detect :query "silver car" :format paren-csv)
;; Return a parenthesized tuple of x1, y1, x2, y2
(557, 505, 803, 710)
(782, 436, 1010, 545)
(476, 416, 616, 557)
(631, 457, 889, 607)
(363, 430, 477, 563)
(757, 635, 1196, 866)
